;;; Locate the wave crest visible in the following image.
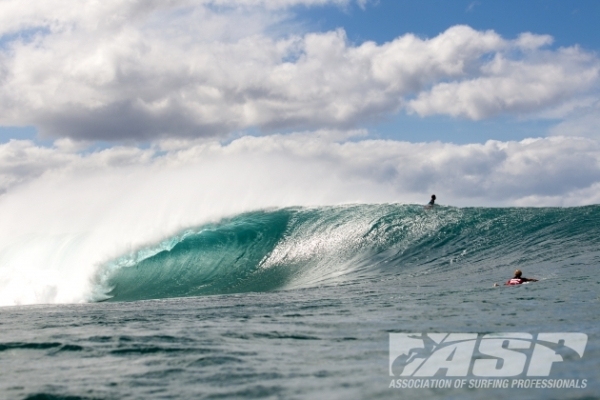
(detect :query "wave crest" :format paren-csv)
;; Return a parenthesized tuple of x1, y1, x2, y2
(96, 205, 600, 302)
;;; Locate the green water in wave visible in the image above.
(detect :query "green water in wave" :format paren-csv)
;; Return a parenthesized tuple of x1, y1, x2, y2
(103, 205, 600, 302)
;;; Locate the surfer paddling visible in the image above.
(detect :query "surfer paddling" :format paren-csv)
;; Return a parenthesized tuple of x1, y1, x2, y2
(494, 269, 538, 287)
(424, 194, 436, 209)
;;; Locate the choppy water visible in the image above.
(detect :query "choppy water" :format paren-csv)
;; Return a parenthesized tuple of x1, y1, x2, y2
(1, 205, 599, 399)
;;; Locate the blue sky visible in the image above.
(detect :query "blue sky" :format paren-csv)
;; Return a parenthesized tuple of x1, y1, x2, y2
(300, 1, 600, 51)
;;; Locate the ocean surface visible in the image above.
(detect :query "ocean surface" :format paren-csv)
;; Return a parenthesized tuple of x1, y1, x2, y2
(0, 204, 599, 399)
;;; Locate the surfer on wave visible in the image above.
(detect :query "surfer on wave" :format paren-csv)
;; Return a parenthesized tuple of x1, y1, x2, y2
(494, 269, 538, 287)
(424, 194, 436, 209)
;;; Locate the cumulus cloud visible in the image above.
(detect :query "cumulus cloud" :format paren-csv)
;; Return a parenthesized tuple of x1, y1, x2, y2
(408, 46, 599, 120)
(547, 99, 600, 139)
(0, 1, 598, 141)
(0, 138, 154, 194)
(2, 132, 600, 207)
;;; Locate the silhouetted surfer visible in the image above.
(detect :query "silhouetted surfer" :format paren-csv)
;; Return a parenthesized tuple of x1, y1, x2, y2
(424, 194, 436, 209)
(494, 269, 538, 286)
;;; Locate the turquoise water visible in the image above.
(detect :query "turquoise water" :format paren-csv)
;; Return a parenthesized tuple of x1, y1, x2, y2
(100, 205, 600, 302)
(0, 205, 599, 399)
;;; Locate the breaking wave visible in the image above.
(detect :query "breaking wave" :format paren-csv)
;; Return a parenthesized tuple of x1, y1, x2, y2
(95, 204, 600, 302)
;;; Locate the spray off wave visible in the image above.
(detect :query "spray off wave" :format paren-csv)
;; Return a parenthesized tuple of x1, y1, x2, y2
(95, 205, 600, 302)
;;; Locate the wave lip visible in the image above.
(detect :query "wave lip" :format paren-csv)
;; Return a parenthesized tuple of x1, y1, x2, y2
(99, 204, 434, 301)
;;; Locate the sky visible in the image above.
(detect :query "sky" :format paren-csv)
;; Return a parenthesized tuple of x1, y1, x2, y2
(300, 0, 600, 142)
(0, 0, 600, 208)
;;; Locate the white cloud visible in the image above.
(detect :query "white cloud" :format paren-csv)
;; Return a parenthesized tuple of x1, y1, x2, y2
(2, 132, 600, 206)
(548, 99, 600, 139)
(0, 1, 598, 141)
(407, 47, 599, 120)
(0, 138, 157, 194)
(514, 32, 553, 50)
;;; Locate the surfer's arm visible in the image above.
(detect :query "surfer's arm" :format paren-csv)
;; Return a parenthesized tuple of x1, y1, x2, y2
(522, 278, 538, 282)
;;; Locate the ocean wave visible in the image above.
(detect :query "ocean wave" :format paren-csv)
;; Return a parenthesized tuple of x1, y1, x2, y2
(95, 205, 600, 302)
